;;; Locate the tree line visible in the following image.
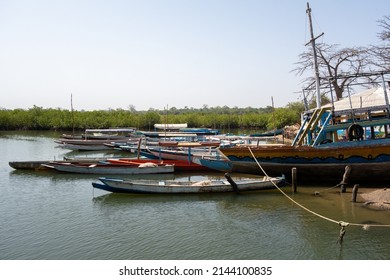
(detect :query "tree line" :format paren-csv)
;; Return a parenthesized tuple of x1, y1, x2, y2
(0, 103, 304, 132)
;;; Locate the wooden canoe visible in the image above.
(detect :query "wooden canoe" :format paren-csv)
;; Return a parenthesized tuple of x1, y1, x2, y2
(93, 175, 285, 194)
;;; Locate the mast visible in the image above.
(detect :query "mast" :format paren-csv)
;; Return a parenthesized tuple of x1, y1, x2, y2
(306, 2, 323, 109)
(71, 93, 75, 136)
(164, 104, 168, 140)
(271, 96, 276, 142)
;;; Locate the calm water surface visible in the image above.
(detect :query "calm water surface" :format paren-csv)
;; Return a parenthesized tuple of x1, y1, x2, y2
(1, 131, 390, 260)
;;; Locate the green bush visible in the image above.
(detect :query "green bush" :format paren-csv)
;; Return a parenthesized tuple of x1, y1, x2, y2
(0, 105, 302, 131)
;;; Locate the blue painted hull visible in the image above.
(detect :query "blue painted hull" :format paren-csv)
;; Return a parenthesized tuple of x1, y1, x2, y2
(220, 141, 390, 182)
(197, 158, 233, 172)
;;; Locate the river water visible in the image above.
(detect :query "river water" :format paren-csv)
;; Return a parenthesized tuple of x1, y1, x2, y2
(1, 131, 390, 260)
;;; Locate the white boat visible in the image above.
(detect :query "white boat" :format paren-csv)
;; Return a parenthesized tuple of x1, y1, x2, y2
(55, 142, 115, 151)
(56, 128, 137, 151)
(92, 175, 285, 194)
(42, 161, 174, 175)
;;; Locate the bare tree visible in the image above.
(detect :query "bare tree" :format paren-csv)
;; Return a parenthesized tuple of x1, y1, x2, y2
(128, 104, 137, 112)
(378, 15, 390, 41)
(293, 43, 371, 101)
(370, 15, 390, 72)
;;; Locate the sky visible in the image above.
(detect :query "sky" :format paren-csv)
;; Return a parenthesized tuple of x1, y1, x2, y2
(0, 0, 388, 111)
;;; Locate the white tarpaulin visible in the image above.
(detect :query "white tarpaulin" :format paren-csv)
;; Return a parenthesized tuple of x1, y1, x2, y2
(323, 87, 390, 113)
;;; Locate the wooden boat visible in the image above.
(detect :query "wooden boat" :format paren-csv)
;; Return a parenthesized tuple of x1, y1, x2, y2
(81, 128, 136, 139)
(179, 127, 220, 135)
(55, 142, 115, 151)
(157, 140, 220, 148)
(192, 157, 233, 172)
(136, 131, 198, 139)
(220, 141, 390, 182)
(217, 7, 390, 184)
(55, 138, 141, 151)
(9, 160, 60, 170)
(42, 161, 174, 175)
(220, 85, 390, 183)
(105, 158, 210, 172)
(9, 159, 104, 170)
(152, 123, 220, 135)
(55, 128, 137, 151)
(92, 175, 285, 194)
(146, 145, 218, 162)
(250, 128, 284, 137)
(61, 128, 136, 140)
(8, 157, 141, 171)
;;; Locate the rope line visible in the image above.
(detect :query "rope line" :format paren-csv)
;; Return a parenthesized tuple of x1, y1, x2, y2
(248, 147, 390, 229)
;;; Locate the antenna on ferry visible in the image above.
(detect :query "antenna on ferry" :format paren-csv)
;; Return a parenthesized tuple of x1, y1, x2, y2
(305, 2, 324, 109)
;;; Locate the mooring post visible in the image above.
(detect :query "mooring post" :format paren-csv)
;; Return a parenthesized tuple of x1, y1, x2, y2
(224, 173, 239, 193)
(340, 165, 351, 193)
(137, 138, 142, 159)
(292, 167, 297, 193)
(352, 184, 359, 202)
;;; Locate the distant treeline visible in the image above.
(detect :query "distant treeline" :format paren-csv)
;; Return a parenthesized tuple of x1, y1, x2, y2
(0, 103, 304, 131)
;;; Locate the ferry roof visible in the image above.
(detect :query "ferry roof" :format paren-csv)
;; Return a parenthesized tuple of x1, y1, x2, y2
(323, 87, 390, 114)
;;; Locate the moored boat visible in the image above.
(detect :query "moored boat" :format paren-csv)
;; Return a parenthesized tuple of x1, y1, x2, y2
(9, 160, 58, 170)
(220, 142, 390, 182)
(220, 84, 390, 183)
(217, 5, 390, 184)
(9, 159, 104, 170)
(42, 161, 174, 175)
(192, 157, 233, 172)
(55, 142, 115, 151)
(92, 175, 285, 194)
(55, 128, 137, 151)
(105, 158, 210, 172)
(250, 128, 284, 137)
(146, 145, 219, 162)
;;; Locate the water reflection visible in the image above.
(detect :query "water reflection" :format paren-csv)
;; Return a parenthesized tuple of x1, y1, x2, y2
(2, 131, 390, 260)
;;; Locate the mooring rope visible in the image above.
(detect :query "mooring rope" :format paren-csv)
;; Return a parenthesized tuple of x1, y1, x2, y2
(247, 147, 390, 231)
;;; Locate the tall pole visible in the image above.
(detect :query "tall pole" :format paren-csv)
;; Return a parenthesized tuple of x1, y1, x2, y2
(306, 2, 322, 109)
(271, 96, 276, 142)
(165, 104, 168, 140)
(71, 93, 75, 136)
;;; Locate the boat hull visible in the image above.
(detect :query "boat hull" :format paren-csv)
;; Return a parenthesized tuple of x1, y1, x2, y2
(193, 158, 233, 172)
(229, 161, 390, 182)
(106, 158, 209, 172)
(94, 176, 285, 194)
(43, 162, 174, 175)
(220, 142, 390, 183)
(56, 143, 114, 151)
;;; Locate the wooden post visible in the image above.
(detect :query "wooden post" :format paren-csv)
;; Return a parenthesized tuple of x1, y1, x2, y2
(352, 184, 359, 202)
(137, 138, 142, 159)
(224, 173, 239, 193)
(340, 165, 351, 193)
(292, 167, 297, 193)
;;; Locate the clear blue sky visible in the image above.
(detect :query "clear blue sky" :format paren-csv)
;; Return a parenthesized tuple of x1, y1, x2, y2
(0, 0, 387, 111)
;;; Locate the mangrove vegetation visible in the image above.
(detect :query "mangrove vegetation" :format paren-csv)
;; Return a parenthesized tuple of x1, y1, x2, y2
(0, 102, 304, 132)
